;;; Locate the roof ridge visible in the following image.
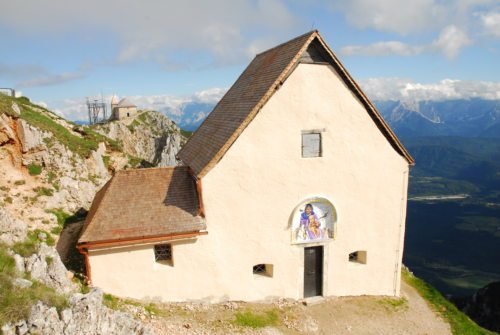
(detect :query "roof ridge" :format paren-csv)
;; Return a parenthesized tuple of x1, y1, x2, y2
(196, 31, 318, 177)
(255, 30, 317, 56)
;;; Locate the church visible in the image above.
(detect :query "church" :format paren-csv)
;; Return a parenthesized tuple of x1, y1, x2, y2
(77, 30, 414, 302)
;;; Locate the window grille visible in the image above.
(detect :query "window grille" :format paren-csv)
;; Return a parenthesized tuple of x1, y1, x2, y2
(253, 264, 266, 274)
(349, 251, 367, 264)
(154, 244, 172, 262)
(253, 264, 273, 277)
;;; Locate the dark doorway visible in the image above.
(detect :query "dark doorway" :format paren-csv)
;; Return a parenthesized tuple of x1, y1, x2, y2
(304, 246, 323, 298)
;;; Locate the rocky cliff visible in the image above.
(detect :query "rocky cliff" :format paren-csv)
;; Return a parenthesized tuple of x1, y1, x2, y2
(0, 94, 184, 334)
(91, 110, 185, 167)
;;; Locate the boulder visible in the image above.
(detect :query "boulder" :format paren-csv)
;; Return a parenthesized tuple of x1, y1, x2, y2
(11, 102, 21, 116)
(0, 207, 27, 244)
(24, 243, 78, 294)
(16, 119, 47, 153)
(27, 302, 64, 334)
(13, 278, 33, 288)
(0, 114, 17, 145)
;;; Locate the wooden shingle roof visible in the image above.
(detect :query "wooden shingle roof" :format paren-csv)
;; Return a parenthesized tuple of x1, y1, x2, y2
(78, 166, 206, 245)
(177, 30, 414, 178)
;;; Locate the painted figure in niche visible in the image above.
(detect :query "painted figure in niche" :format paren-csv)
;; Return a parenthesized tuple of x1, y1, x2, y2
(299, 204, 324, 240)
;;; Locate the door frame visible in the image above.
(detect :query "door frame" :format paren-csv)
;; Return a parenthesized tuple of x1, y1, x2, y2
(303, 245, 324, 298)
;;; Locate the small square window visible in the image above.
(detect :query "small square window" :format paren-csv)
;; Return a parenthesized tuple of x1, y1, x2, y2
(302, 132, 322, 158)
(349, 251, 367, 264)
(253, 264, 273, 277)
(154, 244, 172, 264)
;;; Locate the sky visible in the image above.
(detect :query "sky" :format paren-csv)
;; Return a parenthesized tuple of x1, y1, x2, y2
(0, 0, 499, 121)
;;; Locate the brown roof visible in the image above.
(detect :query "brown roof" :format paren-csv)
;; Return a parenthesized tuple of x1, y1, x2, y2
(177, 30, 414, 178)
(78, 166, 206, 245)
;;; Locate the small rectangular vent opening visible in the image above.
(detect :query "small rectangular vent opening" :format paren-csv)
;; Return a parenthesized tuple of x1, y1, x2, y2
(253, 264, 274, 277)
(349, 251, 367, 264)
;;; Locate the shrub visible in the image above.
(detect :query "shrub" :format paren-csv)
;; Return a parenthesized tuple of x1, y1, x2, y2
(0, 246, 16, 276)
(14, 180, 25, 186)
(27, 164, 42, 176)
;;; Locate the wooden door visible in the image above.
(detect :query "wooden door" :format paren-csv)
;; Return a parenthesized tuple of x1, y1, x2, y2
(304, 246, 323, 298)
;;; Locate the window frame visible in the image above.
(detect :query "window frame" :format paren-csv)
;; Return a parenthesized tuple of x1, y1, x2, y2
(301, 129, 324, 158)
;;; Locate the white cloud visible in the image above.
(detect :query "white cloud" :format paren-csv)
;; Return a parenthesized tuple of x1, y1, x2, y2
(0, 0, 300, 67)
(341, 41, 423, 56)
(329, 0, 496, 35)
(360, 78, 500, 101)
(331, 0, 448, 34)
(341, 25, 471, 59)
(17, 72, 84, 88)
(478, 10, 500, 37)
(430, 25, 472, 58)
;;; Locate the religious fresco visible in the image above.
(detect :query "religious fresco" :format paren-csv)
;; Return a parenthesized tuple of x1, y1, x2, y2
(291, 198, 336, 244)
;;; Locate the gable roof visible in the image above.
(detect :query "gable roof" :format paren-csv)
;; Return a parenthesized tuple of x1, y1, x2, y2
(78, 166, 206, 246)
(177, 30, 414, 178)
(116, 98, 136, 108)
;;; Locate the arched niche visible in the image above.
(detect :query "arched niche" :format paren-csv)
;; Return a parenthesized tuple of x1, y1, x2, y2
(290, 197, 337, 244)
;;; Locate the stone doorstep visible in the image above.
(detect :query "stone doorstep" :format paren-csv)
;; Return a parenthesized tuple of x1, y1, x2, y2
(303, 296, 325, 306)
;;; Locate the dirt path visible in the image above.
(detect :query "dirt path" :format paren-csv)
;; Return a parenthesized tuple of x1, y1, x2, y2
(141, 280, 451, 335)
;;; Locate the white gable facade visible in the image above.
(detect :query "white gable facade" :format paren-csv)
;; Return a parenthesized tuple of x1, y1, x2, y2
(84, 33, 411, 302)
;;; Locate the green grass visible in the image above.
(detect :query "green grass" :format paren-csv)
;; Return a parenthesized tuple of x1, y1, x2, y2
(11, 229, 55, 257)
(377, 296, 408, 311)
(103, 293, 162, 316)
(0, 94, 20, 117)
(35, 186, 54, 197)
(27, 164, 42, 176)
(0, 246, 16, 276)
(46, 208, 86, 235)
(233, 309, 279, 329)
(403, 269, 495, 335)
(180, 129, 193, 139)
(15, 100, 121, 157)
(102, 155, 111, 169)
(0, 244, 67, 326)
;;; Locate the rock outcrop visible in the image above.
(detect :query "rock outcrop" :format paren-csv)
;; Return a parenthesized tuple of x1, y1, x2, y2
(93, 110, 184, 167)
(0, 207, 27, 244)
(0, 206, 152, 335)
(2, 289, 152, 335)
(455, 281, 500, 333)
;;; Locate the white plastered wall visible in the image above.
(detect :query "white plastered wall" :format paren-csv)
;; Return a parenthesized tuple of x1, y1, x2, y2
(88, 63, 410, 301)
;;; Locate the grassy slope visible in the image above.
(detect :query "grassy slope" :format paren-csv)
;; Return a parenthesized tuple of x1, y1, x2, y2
(403, 269, 496, 335)
(0, 94, 121, 157)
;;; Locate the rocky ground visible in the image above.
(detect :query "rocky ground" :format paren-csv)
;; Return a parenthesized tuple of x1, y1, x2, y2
(110, 279, 451, 335)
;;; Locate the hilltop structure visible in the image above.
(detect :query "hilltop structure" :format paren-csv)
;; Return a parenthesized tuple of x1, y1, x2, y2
(0, 88, 15, 97)
(78, 30, 414, 302)
(111, 96, 138, 120)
